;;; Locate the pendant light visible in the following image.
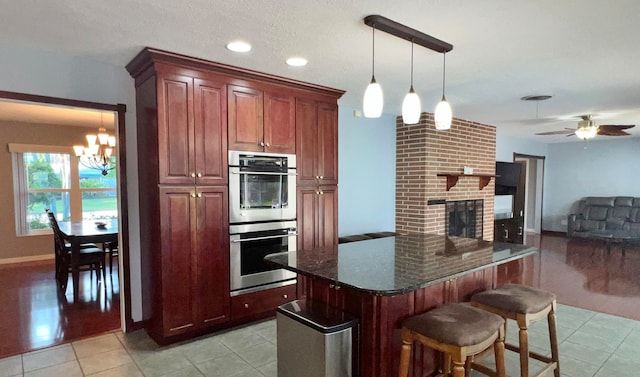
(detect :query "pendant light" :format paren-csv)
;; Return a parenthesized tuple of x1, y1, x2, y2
(434, 52, 452, 130)
(363, 24, 383, 118)
(402, 40, 421, 124)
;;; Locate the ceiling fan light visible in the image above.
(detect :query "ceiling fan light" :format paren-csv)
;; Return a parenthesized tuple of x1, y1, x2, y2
(363, 77, 383, 118)
(434, 97, 452, 130)
(575, 124, 598, 140)
(402, 87, 421, 125)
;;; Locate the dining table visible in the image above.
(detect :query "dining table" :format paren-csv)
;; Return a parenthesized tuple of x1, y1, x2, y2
(57, 219, 118, 302)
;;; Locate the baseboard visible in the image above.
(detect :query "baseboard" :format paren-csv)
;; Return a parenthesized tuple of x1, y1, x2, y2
(0, 254, 54, 265)
(541, 230, 566, 237)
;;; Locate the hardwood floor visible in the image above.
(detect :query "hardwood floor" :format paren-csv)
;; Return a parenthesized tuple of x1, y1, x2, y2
(528, 233, 640, 321)
(1, 233, 639, 360)
(0, 259, 120, 359)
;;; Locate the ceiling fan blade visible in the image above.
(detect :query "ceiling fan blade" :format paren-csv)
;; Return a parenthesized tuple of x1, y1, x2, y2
(535, 129, 574, 135)
(597, 127, 631, 136)
(599, 124, 635, 130)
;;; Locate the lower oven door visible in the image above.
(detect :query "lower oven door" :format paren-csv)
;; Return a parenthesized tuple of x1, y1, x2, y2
(230, 221, 297, 294)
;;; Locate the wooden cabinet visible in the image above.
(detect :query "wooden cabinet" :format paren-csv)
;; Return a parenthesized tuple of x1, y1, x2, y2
(296, 99, 338, 186)
(158, 186, 230, 335)
(297, 185, 338, 251)
(228, 85, 295, 154)
(231, 284, 296, 320)
(127, 47, 343, 344)
(157, 72, 227, 186)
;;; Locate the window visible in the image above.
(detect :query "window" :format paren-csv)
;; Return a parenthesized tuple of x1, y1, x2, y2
(10, 144, 117, 236)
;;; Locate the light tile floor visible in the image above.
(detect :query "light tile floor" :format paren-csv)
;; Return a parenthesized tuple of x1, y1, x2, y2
(1, 304, 639, 377)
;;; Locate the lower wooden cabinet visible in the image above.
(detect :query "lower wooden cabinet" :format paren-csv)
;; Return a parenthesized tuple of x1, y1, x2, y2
(231, 284, 297, 320)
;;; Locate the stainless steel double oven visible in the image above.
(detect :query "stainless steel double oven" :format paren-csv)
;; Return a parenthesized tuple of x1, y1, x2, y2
(228, 151, 297, 295)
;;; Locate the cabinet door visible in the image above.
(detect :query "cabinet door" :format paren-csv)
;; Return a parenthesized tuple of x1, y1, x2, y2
(228, 85, 263, 152)
(316, 102, 338, 185)
(195, 186, 230, 326)
(157, 73, 195, 185)
(264, 92, 295, 154)
(159, 187, 197, 335)
(297, 185, 338, 251)
(194, 78, 228, 185)
(297, 186, 320, 251)
(295, 98, 319, 186)
(317, 185, 338, 247)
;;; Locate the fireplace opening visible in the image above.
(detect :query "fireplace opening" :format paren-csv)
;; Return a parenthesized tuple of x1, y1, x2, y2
(446, 199, 483, 238)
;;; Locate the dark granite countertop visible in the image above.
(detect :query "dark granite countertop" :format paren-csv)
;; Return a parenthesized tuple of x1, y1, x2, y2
(265, 234, 537, 296)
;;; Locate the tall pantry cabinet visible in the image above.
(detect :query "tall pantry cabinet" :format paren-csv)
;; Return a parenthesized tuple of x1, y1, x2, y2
(127, 48, 343, 344)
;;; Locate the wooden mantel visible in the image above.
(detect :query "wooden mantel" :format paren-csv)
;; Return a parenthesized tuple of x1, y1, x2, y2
(437, 173, 497, 191)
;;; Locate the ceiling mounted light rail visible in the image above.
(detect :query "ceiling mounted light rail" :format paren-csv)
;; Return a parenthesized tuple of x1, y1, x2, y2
(363, 15, 453, 126)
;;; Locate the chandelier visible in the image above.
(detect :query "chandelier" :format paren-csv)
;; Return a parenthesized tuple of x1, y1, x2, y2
(73, 114, 116, 176)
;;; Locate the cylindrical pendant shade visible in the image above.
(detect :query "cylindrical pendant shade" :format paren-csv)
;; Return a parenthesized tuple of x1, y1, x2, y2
(363, 77, 383, 118)
(402, 89, 421, 125)
(434, 98, 452, 130)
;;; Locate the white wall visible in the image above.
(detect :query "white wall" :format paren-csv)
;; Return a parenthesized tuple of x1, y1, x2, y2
(338, 107, 396, 236)
(495, 132, 548, 162)
(543, 137, 640, 231)
(0, 42, 143, 323)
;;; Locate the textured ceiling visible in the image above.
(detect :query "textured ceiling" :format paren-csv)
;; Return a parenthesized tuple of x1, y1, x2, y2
(1, 0, 640, 142)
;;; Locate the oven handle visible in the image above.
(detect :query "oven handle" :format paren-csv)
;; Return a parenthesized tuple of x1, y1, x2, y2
(231, 233, 297, 243)
(230, 169, 297, 176)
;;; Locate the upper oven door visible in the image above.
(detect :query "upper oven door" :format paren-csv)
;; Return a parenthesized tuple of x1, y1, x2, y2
(229, 151, 297, 223)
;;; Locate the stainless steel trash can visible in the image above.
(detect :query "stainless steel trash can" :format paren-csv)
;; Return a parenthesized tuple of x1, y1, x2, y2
(277, 299, 358, 377)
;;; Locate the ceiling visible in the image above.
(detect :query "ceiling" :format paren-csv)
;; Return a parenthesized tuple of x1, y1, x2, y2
(2, 0, 640, 142)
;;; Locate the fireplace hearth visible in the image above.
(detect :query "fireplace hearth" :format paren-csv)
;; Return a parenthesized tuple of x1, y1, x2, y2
(446, 199, 483, 238)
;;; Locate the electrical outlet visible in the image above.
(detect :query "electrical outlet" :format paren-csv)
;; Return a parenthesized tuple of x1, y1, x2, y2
(560, 219, 568, 226)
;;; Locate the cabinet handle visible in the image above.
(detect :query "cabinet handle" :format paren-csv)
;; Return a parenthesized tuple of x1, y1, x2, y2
(334, 285, 341, 290)
(266, 142, 270, 147)
(259, 141, 265, 147)
(329, 284, 335, 289)
(197, 172, 202, 178)
(319, 190, 324, 195)
(315, 175, 320, 179)
(197, 193, 202, 198)
(504, 229, 509, 238)
(319, 176, 324, 180)
(518, 226, 523, 236)
(244, 303, 249, 309)
(283, 294, 288, 299)
(191, 173, 196, 178)
(191, 193, 196, 198)
(315, 190, 320, 195)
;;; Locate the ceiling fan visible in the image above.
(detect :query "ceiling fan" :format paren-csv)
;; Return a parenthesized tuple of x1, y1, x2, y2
(534, 115, 635, 140)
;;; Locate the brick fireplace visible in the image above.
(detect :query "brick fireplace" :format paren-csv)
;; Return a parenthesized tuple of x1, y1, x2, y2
(396, 113, 496, 240)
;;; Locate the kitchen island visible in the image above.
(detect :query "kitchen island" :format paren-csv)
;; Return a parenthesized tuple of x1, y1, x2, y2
(265, 233, 537, 377)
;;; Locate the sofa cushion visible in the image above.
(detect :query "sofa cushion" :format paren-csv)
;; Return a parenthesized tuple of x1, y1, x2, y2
(631, 208, 640, 223)
(585, 197, 615, 207)
(584, 206, 610, 221)
(611, 206, 631, 220)
(634, 198, 640, 208)
(606, 218, 626, 230)
(575, 219, 606, 232)
(615, 197, 634, 207)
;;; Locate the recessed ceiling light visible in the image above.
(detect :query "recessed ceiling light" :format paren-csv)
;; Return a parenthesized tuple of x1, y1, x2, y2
(286, 57, 308, 67)
(226, 41, 251, 53)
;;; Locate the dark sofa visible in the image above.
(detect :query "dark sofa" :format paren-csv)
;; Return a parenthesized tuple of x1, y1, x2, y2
(567, 196, 640, 240)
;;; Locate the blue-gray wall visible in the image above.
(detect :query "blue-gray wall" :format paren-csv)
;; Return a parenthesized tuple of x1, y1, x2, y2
(338, 107, 396, 236)
(544, 137, 640, 231)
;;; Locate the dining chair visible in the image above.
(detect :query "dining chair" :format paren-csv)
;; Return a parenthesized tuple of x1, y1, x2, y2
(45, 210, 98, 279)
(103, 240, 119, 275)
(46, 210, 106, 291)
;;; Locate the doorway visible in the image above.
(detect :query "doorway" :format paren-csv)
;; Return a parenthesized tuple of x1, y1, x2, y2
(514, 153, 545, 234)
(0, 90, 130, 356)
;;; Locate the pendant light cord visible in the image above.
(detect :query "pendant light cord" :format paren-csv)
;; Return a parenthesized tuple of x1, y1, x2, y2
(441, 52, 446, 98)
(371, 25, 376, 76)
(410, 40, 414, 89)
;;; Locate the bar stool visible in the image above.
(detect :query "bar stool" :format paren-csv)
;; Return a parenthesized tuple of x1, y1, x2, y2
(398, 303, 506, 377)
(471, 284, 560, 377)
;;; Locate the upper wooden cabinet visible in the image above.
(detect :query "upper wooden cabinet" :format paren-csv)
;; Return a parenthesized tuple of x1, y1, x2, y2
(157, 72, 227, 186)
(228, 85, 295, 154)
(296, 99, 338, 186)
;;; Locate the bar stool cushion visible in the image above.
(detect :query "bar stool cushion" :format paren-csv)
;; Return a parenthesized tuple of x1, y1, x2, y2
(403, 303, 504, 347)
(471, 284, 556, 314)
